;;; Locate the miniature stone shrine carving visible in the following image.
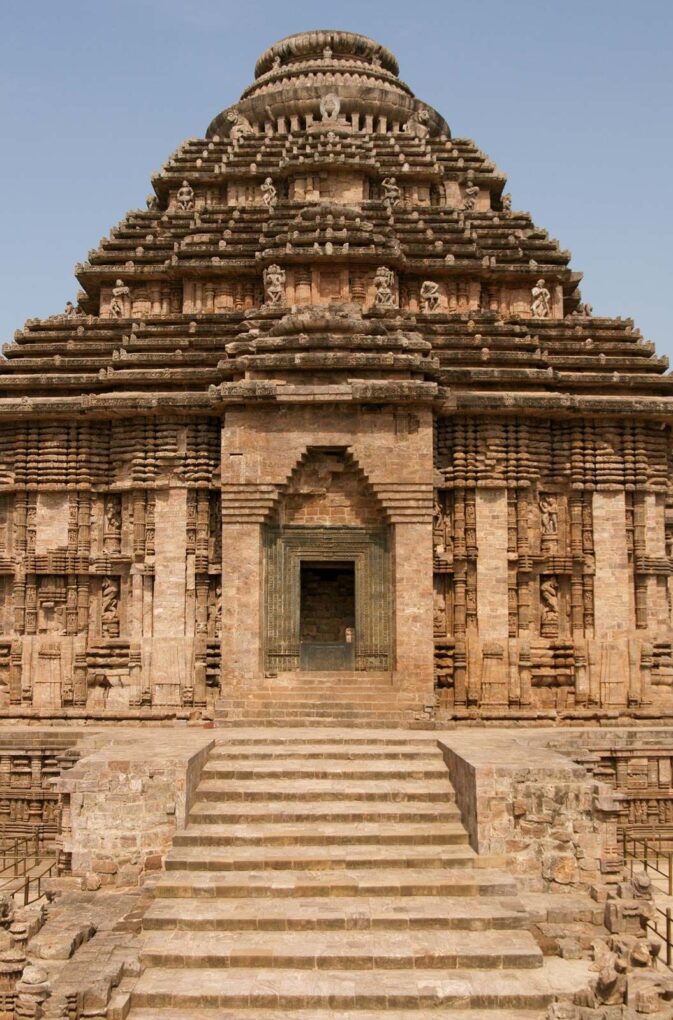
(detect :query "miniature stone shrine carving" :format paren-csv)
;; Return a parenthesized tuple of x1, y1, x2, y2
(531, 278, 552, 318)
(109, 279, 130, 318)
(261, 177, 278, 212)
(263, 264, 286, 305)
(420, 280, 440, 312)
(176, 180, 194, 211)
(373, 266, 397, 307)
(381, 176, 401, 210)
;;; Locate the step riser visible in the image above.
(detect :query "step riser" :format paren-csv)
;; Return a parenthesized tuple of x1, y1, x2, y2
(196, 789, 453, 803)
(151, 880, 515, 899)
(131, 991, 553, 1010)
(165, 854, 476, 871)
(140, 949, 541, 969)
(188, 810, 460, 823)
(172, 832, 469, 847)
(143, 915, 529, 933)
(202, 768, 447, 780)
(208, 751, 440, 760)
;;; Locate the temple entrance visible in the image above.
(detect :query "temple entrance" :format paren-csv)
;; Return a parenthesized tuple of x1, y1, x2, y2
(299, 561, 355, 670)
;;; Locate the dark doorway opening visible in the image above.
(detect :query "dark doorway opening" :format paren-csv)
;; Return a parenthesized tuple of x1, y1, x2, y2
(299, 561, 355, 670)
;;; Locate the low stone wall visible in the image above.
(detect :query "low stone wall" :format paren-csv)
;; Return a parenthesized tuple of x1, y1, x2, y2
(438, 729, 619, 893)
(54, 728, 214, 885)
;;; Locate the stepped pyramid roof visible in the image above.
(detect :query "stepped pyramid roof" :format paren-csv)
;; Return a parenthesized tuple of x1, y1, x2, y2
(4, 29, 671, 420)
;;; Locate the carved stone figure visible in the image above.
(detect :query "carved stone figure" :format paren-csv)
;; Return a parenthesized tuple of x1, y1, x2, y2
(109, 279, 130, 318)
(263, 264, 286, 305)
(261, 177, 278, 212)
(101, 576, 119, 637)
(146, 193, 159, 210)
(463, 181, 479, 211)
(501, 192, 512, 212)
(539, 494, 558, 536)
(433, 590, 446, 634)
(319, 93, 341, 122)
(64, 301, 78, 319)
(576, 954, 628, 1007)
(176, 180, 194, 211)
(540, 576, 559, 624)
(381, 176, 401, 210)
(227, 108, 254, 140)
(576, 301, 593, 317)
(531, 278, 552, 318)
(405, 108, 430, 138)
(420, 280, 440, 312)
(373, 266, 396, 308)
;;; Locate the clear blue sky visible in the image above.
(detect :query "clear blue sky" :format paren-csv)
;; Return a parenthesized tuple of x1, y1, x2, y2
(1, 0, 671, 357)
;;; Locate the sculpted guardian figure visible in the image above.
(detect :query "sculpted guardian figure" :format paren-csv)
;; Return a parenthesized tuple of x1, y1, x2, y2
(319, 93, 341, 123)
(227, 109, 254, 140)
(531, 278, 552, 318)
(405, 108, 430, 138)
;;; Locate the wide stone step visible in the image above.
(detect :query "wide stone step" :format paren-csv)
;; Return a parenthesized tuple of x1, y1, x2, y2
(131, 958, 592, 1009)
(173, 821, 469, 847)
(165, 843, 477, 872)
(129, 1009, 548, 1020)
(217, 718, 428, 728)
(214, 736, 437, 746)
(188, 799, 461, 824)
(148, 867, 518, 900)
(142, 894, 529, 932)
(196, 777, 454, 802)
(201, 760, 448, 780)
(140, 928, 543, 970)
(208, 745, 439, 760)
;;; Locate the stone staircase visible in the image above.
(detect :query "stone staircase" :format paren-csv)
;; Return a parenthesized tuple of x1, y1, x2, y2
(128, 733, 590, 1018)
(215, 673, 432, 727)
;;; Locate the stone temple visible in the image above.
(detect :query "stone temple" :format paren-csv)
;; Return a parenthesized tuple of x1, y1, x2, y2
(1, 28, 672, 1020)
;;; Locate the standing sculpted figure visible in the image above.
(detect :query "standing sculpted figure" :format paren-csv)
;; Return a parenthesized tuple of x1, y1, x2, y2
(373, 266, 397, 308)
(176, 180, 194, 211)
(261, 177, 277, 212)
(463, 181, 479, 211)
(109, 279, 130, 318)
(381, 176, 401, 210)
(263, 264, 286, 305)
(64, 301, 78, 319)
(101, 577, 119, 636)
(501, 192, 512, 213)
(531, 278, 552, 318)
(540, 576, 559, 624)
(539, 494, 558, 536)
(420, 280, 440, 312)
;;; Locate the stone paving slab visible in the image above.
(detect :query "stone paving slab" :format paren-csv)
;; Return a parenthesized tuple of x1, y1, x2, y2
(131, 958, 592, 1009)
(139, 928, 543, 970)
(148, 866, 518, 899)
(142, 894, 529, 931)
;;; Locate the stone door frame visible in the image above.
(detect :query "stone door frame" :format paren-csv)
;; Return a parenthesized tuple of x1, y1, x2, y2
(263, 524, 392, 673)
